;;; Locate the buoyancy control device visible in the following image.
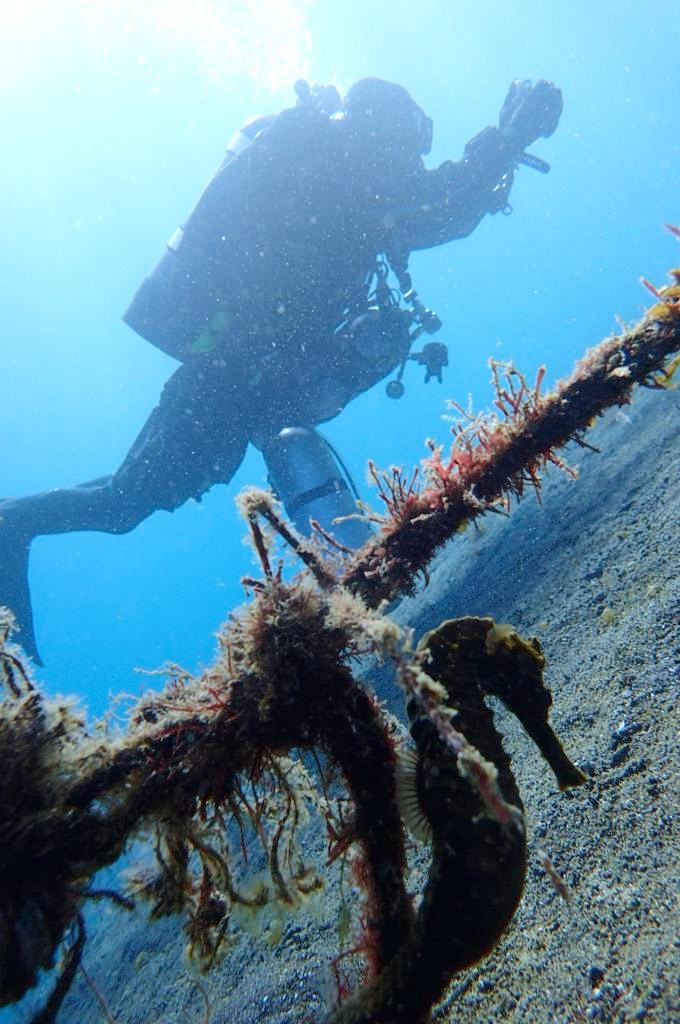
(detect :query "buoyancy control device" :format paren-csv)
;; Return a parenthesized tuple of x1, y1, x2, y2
(123, 113, 275, 361)
(123, 80, 447, 387)
(123, 81, 342, 362)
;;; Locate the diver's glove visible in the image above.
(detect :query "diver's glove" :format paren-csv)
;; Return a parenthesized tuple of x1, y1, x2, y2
(461, 79, 562, 214)
(498, 79, 563, 152)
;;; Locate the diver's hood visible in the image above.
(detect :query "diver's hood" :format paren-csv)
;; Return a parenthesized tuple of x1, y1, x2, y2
(342, 77, 433, 157)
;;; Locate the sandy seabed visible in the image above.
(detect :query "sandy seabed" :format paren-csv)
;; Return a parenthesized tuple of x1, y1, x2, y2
(10, 385, 679, 1024)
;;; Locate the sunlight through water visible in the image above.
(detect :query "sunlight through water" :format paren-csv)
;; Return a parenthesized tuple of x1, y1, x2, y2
(0, 0, 313, 93)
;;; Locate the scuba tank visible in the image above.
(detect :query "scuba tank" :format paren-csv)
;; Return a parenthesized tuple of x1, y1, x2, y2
(260, 426, 374, 550)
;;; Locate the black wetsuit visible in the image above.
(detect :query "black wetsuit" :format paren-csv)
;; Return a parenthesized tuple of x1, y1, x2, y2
(0, 102, 523, 659)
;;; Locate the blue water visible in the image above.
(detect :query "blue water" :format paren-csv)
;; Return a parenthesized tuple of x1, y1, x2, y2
(1, 0, 678, 721)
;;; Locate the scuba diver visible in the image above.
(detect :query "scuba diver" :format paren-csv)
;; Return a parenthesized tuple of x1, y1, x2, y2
(0, 76, 563, 663)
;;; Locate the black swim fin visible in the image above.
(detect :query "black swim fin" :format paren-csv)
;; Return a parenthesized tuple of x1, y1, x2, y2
(0, 535, 43, 667)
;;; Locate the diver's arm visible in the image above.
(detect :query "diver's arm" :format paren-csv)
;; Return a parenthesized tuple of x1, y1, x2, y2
(404, 129, 519, 248)
(390, 79, 563, 252)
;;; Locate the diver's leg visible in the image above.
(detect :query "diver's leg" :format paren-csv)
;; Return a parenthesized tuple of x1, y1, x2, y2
(0, 475, 155, 665)
(0, 475, 147, 539)
(0, 357, 249, 663)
